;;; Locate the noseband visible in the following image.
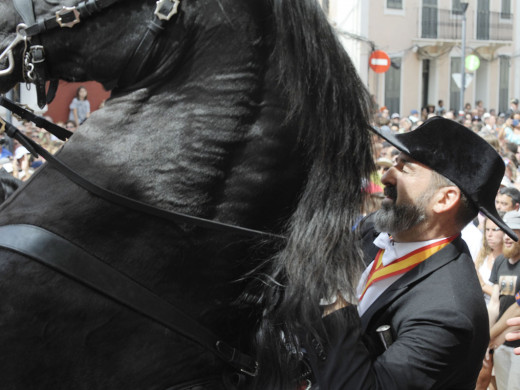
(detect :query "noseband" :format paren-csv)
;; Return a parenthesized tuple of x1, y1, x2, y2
(0, 0, 181, 108)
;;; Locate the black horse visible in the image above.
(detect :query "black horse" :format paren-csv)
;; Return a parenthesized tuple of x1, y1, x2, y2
(0, 0, 374, 388)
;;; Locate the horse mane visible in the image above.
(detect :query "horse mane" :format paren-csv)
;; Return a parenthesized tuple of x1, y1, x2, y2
(254, 0, 374, 387)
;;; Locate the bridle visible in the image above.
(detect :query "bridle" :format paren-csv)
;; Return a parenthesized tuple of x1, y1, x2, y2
(0, 0, 282, 380)
(0, 0, 181, 108)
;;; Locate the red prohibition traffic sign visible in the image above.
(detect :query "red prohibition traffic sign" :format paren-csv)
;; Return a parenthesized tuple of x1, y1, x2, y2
(369, 50, 391, 73)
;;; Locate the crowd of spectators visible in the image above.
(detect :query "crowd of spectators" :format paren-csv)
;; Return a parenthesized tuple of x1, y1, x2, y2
(368, 97, 520, 390)
(368, 98, 520, 209)
(0, 86, 87, 181)
(0, 116, 68, 181)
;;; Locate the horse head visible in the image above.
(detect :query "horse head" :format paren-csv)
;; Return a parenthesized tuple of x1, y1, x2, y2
(0, 1, 374, 388)
(0, 0, 274, 96)
(1, 0, 175, 89)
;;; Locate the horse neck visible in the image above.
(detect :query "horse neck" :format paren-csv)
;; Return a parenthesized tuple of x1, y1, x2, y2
(23, 49, 299, 344)
(60, 27, 302, 233)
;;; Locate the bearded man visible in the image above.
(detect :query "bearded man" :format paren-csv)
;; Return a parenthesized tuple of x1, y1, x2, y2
(488, 210, 520, 390)
(305, 117, 517, 389)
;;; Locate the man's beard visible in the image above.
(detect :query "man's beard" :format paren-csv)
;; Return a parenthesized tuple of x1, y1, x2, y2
(374, 186, 429, 234)
(503, 242, 520, 260)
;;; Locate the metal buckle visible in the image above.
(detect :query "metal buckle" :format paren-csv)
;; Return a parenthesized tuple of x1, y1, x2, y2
(154, 0, 180, 21)
(56, 7, 81, 28)
(29, 45, 45, 64)
(240, 361, 259, 377)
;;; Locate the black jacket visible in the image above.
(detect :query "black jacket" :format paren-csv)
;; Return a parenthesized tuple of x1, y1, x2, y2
(306, 228, 489, 389)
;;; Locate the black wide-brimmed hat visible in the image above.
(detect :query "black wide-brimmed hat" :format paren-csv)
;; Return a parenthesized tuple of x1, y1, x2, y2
(373, 116, 518, 241)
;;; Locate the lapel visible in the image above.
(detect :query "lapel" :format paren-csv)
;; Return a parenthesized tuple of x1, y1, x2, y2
(360, 235, 466, 331)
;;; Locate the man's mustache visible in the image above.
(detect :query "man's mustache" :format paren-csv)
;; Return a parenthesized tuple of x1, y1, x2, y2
(384, 186, 397, 200)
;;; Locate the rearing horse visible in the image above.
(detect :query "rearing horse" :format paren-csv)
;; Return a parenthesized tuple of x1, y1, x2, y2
(0, 0, 374, 388)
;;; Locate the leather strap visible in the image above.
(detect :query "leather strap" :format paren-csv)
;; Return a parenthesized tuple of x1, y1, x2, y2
(0, 95, 72, 141)
(0, 224, 258, 376)
(45, 79, 59, 105)
(117, 17, 170, 87)
(23, 0, 122, 37)
(116, 0, 181, 88)
(28, 45, 49, 109)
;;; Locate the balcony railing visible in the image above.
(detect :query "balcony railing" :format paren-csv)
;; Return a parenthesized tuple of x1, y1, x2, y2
(420, 7, 513, 41)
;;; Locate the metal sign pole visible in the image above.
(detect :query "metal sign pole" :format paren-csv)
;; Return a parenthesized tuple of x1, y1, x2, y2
(459, 2, 469, 113)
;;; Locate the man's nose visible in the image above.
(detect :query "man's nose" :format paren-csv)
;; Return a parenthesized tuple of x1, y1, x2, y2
(380, 166, 396, 185)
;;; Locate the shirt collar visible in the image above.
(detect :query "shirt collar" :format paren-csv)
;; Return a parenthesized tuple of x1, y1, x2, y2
(373, 232, 449, 266)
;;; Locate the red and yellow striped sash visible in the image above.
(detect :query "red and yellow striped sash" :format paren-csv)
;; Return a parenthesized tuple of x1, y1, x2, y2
(359, 235, 457, 301)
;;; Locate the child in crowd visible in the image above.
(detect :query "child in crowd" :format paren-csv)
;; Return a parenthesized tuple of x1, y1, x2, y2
(69, 86, 90, 125)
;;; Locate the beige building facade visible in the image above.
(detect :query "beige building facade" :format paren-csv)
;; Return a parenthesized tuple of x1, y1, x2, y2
(323, 0, 519, 118)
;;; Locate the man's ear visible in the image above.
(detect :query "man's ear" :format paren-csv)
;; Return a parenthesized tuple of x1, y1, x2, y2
(432, 186, 461, 214)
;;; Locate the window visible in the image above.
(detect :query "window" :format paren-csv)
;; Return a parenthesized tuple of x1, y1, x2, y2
(385, 58, 402, 115)
(422, 0, 438, 38)
(501, 0, 511, 19)
(387, 0, 403, 10)
(476, 0, 490, 40)
(499, 57, 510, 114)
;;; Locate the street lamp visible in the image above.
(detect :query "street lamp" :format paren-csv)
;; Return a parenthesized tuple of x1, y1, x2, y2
(459, 2, 469, 113)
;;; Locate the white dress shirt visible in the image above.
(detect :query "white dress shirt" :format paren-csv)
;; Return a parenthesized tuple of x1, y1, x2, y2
(356, 233, 447, 316)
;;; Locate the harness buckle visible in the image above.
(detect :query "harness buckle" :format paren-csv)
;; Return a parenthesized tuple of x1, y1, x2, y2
(55, 7, 81, 28)
(29, 46, 45, 64)
(154, 0, 180, 21)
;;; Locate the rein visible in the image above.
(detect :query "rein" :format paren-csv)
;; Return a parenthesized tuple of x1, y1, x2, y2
(0, 99, 286, 378)
(0, 97, 285, 240)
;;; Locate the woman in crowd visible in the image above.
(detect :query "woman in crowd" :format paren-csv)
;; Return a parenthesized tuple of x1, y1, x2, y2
(475, 216, 505, 305)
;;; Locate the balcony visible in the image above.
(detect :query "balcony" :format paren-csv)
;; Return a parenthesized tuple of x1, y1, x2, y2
(419, 7, 513, 42)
